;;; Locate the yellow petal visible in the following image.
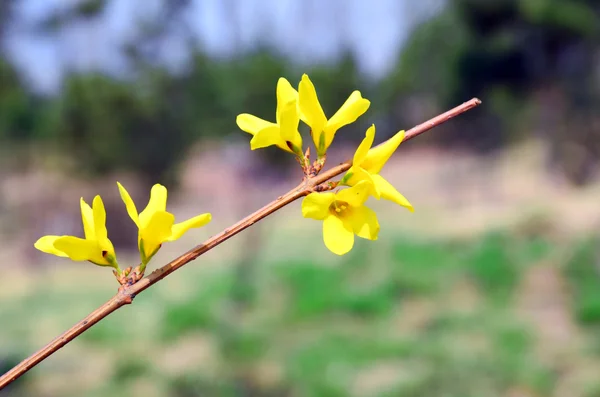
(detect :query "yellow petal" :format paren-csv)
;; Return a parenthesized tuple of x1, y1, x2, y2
(323, 214, 354, 255)
(168, 213, 212, 242)
(353, 125, 375, 166)
(250, 125, 292, 152)
(54, 236, 108, 265)
(347, 205, 379, 240)
(371, 174, 414, 212)
(92, 195, 108, 241)
(236, 113, 274, 136)
(140, 211, 175, 258)
(80, 198, 95, 240)
(276, 77, 298, 123)
(279, 98, 302, 151)
(336, 180, 372, 208)
(139, 184, 168, 227)
(344, 166, 380, 199)
(97, 234, 117, 261)
(117, 182, 139, 227)
(142, 211, 175, 243)
(362, 130, 405, 174)
(324, 90, 370, 149)
(90, 195, 117, 260)
(298, 74, 327, 150)
(34, 235, 68, 257)
(301, 192, 336, 220)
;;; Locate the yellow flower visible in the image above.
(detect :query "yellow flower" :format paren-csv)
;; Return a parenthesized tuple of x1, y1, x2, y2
(236, 77, 303, 155)
(302, 181, 379, 255)
(298, 74, 370, 156)
(117, 182, 212, 264)
(342, 125, 413, 212)
(34, 196, 119, 269)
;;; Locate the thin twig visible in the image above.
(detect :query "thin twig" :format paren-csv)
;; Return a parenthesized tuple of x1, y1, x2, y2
(0, 98, 481, 389)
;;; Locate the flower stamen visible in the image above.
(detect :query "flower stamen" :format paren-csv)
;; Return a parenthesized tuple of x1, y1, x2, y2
(329, 200, 350, 216)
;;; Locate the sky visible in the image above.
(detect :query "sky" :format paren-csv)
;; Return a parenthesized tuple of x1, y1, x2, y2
(2, 0, 444, 94)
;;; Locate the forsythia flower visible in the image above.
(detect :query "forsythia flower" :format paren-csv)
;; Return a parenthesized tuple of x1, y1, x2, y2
(342, 125, 413, 211)
(298, 74, 370, 156)
(34, 196, 119, 269)
(302, 180, 379, 255)
(117, 182, 212, 264)
(236, 78, 303, 155)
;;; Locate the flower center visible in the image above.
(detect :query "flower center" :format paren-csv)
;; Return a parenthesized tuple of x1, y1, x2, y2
(329, 200, 350, 217)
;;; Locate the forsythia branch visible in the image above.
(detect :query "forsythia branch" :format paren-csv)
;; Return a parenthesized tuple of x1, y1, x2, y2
(0, 98, 481, 390)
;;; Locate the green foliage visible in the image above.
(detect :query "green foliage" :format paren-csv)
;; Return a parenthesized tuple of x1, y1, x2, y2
(160, 273, 235, 339)
(0, 60, 40, 143)
(465, 232, 519, 302)
(0, 47, 370, 182)
(390, 237, 462, 295)
(563, 236, 600, 325)
(377, 0, 600, 183)
(166, 374, 238, 397)
(388, 0, 600, 104)
(286, 335, 412, 396)
(277, 261, 347, 318)
(520, 0, 598, 35)
(277, 259, 398, 319)
(111, 358, 153, 384)
(1, 231, 580, 396)
(51, 72, 190, 184)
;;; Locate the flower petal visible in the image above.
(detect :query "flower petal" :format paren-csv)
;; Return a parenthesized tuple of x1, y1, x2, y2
(80, 198, 95, 240)
(53, 236, 108, 265)
(371, 174, 414, 212)
(117, 182, 139, 227)
(301, 192, 335, 220)
(353, 125, 375, 166)
(298, 74, 327, 150)
(344, 166, 380, 199)
(336, 180, 372, 208)
(362, 130, 405, 174)
(323, 214, 354, 255)
(279, 98, 302, 151)
(276, 77, 298, 123)
(324, 91, 370, 149)
(140, 210, 175, 258)
(34, 235, 68, 257)
(168, 213, 212, 242)
(236, 113, 274, 136)
(91, 195, 117, 259)
(250, 125, 291, 152)
(92, 195, 108, 241)
(140, 184, 168, 226)
(347, 205, 379, 240)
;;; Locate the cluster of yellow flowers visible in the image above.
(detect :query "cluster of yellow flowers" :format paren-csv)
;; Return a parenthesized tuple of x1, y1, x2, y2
(237, 74, 413, 255)
(35, 183, 211, 277)
(237, 74, 370, 157)
(35, 73, 413, 274)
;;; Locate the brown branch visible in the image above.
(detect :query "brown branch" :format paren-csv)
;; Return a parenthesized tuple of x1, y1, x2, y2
(0, 97, 481, 390)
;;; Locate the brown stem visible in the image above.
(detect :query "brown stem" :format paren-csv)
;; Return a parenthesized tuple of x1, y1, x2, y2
(0, 97, 481, 390)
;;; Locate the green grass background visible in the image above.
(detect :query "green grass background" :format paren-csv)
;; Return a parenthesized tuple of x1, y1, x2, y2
(2, 228, 600, 397)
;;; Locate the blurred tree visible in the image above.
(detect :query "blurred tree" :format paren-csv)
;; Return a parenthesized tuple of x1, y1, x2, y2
(8, 0, 598, 188)
(0, 60, 38, 143)
(50, 72, 188, 186)
(0, 0, 36, 145)
(381, 0, 600, 185)
(0, 0, 369, 186)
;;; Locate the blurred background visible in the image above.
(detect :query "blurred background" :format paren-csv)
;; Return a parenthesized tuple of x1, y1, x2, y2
(1, 0, 600, 396)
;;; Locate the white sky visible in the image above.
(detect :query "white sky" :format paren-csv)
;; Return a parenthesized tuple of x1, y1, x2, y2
(3, 0, 444, 93)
